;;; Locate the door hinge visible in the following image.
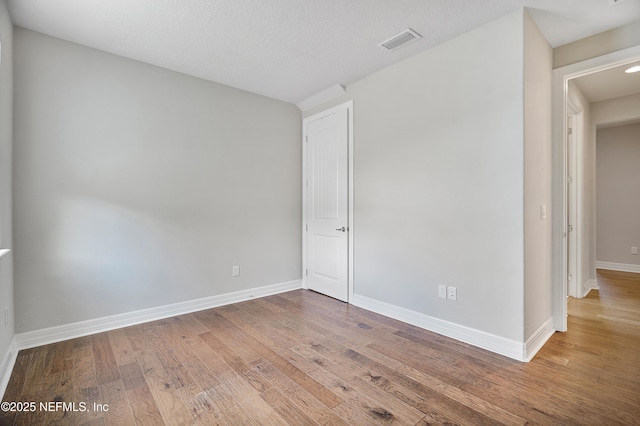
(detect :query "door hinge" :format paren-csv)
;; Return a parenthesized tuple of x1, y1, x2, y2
(568, 274, 573, 281)
(305, 224, 308, 231)
(568, 176, 573, 184)
(305, 268, 308, 276)
(568, 127, 573, 135)
(568, 225, 573, 232)
(305, 135, 309, 143)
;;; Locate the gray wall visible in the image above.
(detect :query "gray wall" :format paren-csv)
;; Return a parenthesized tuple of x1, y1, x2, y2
(596, 123, 640, 266)
(13, 28, 302, 332)
(523, 12, 553, 339)
(0, 0, 14, 365)
(306, 10, 528, 342)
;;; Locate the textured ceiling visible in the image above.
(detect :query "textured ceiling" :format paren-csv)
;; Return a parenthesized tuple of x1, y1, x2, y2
(6, 0, 640, 104)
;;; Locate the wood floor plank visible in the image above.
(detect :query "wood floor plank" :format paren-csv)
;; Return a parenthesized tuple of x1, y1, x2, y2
(99, 379, 136, 426)
(92, 333, 120, 385)
(107, 329, 137, 367)
(342, 347, 530, 425)
(46, 339, 75, 376)
(162, 319, 228, 393)
(143, 321, 194, 390)
(193, 311, 264, 365)
(126, 385, 166, 425)
(208, 371, 287, 425)
(257, 296, 412, 371)
(199, 320, 343, 409)
(216, 404, 260, 426)
(119, 361, 147, 392)
(330, 400, 406, 426)
(297, 345, 425, 425)
(198, 331, 272, 393)
(260, 387, 318, 426)
(135, 349, 194, 425)
(251, 359, 349, 426)
(123, 324, 149, 352)
(263, 318, 439, 418)
(21, 346, 49, 392)
(221, 309, 336, 374)
(174, 383, 221, 425)
(71, 385, 104, 425)
(71, 343, 99, 390)
(3, 269, 639, 424)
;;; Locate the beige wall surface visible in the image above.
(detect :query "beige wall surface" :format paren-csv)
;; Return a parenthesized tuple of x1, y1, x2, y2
(523, 12, 553, 340)
(553, 20, 640, 69)
(592, 93, 640, 127)
(0, 0, 14, 369)
(13, 28, 302, 332)
(596, 123, 640, 266)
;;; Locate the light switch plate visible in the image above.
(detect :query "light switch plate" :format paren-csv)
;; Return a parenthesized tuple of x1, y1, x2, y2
(438, 284, 447, 299)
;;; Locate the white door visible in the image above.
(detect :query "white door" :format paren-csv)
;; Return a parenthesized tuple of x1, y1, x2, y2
(304, 107, 349, 302)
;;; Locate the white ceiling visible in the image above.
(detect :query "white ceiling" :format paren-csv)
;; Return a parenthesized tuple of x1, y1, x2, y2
(572, 62, 640, 103)
(7, 0, 640, 105)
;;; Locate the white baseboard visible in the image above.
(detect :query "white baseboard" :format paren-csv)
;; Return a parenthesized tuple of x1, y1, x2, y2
(596, 261, 640, 274)
(15, 279, 302, 351)
(0, 337, 18, 400)
(352, 294, 528, 362)
(580, 279, 599, 298)
(524, 318, 555, 362)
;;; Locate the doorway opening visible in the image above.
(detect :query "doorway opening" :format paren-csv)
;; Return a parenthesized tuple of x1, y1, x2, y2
(552, 45, 640, 332)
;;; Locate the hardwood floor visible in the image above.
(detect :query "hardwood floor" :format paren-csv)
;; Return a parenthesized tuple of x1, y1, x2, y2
(2, 270, 639, 425)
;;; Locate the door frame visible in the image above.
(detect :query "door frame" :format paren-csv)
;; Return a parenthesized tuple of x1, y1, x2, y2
(566, 98, 584, 298)
(302, 100, 354, 302)
(552, 45, 640, 332)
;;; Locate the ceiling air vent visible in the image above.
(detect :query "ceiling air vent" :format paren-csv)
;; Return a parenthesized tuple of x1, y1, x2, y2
(379, 28, 422, 51)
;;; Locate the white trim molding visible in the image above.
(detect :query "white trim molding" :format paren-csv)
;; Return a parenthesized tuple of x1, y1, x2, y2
(524, 318, 555, 362)
(14, 280, 302, 351)
(296, 84, 346, 111)
(352, 294, 533, 362)
(596, 261, 640, 274)
(0, 337, 18, 400)
(581, 279, 599, 298)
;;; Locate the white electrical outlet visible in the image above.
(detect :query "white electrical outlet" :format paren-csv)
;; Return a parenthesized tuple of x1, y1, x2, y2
(632, 247, 638, 255)
(232, 265, 240, 277)
(438, 284, 447, 299)
(447, 286, 457, 301)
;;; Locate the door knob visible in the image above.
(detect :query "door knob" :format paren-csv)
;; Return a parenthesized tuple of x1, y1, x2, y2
(336, 227, 346, 232)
